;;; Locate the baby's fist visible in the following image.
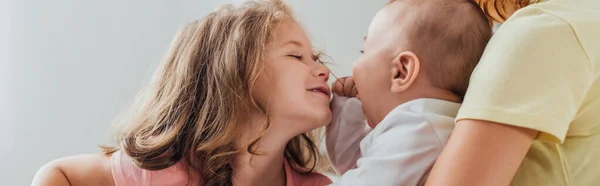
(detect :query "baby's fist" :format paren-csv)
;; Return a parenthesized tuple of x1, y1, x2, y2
(332, 76, 359, 98)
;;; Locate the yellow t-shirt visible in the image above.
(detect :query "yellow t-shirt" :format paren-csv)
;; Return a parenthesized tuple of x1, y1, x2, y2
(457, 0, 600, 185)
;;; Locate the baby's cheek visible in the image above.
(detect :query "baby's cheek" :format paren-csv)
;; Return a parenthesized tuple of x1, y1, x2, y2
(352, 64, 369, 88)
(352, 62, 365, 79)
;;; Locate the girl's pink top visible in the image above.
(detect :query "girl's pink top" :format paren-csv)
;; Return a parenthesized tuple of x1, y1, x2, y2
(111, 150, 332, 186)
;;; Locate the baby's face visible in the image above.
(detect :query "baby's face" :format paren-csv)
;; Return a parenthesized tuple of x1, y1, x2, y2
(353, 1, 409, 126)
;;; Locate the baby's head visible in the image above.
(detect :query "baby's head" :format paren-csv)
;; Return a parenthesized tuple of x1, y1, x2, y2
(354, 0, 492, 126)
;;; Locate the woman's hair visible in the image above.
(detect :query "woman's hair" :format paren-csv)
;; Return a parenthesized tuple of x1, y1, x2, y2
(102, 0, 325, 185)
(474, 0, 539, 23)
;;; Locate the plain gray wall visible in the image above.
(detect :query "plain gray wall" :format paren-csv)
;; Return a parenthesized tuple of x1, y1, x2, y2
(3, 0, 387, 185)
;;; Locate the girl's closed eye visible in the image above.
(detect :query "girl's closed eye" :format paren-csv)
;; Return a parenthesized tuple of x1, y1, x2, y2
(288, 54, 303, 61)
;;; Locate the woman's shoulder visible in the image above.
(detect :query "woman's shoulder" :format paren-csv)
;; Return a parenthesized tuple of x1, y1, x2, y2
(484, 4, 580, 60)
(499, 7, 572, 41)
(498, 0, 591, 42)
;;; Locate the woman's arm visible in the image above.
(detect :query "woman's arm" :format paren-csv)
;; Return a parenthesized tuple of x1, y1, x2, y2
(425, 119, 538, 186)
(32, 153, 115, 186)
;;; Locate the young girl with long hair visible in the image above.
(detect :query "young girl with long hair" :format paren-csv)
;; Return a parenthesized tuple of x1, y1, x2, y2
(32, 0, 333, 185)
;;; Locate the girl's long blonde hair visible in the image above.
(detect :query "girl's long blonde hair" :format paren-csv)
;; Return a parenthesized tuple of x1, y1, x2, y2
(102, 0, 324, 185)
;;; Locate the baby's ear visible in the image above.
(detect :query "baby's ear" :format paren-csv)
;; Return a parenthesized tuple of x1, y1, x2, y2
(390, 51, 420, 93)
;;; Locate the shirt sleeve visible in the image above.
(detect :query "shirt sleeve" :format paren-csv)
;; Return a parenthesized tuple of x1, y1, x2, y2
(331, 111, 448, 186)
(457, 9, 592, 143)
(326, 95, 369, 175)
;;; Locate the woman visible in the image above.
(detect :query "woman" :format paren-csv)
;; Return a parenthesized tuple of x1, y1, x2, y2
(426, 0, 600, 185)
(32, 0, 333, 185)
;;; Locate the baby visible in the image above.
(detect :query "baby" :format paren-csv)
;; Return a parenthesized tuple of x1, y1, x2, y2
(327, 0, 492, 185)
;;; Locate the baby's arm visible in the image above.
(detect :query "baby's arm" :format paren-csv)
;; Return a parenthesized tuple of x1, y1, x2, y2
(326, 95, 369, 175)
(331, 112, 452, 186)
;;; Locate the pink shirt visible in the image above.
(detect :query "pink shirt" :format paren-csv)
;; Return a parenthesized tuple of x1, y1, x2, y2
(111, 150, 331, 186)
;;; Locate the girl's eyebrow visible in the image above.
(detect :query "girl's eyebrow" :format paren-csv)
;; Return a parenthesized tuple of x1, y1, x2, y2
(280, 40, 303, 48)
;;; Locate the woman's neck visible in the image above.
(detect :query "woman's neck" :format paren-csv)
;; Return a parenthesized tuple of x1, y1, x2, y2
(231, 116, 290, 186)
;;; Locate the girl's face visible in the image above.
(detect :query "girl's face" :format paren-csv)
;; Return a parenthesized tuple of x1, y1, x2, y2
(254, 20, 331, 138)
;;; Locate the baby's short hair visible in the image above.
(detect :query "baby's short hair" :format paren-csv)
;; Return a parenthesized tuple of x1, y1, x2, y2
(389, 0, 492, 98)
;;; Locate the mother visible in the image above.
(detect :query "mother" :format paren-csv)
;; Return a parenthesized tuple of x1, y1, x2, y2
(427, 0, 600, 185)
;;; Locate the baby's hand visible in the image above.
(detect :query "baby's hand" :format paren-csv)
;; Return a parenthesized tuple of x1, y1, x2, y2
(332, 76, 359, 98)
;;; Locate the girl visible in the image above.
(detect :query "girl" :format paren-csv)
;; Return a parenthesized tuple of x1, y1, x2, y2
(426, 0, 600, 185)
(32, 0, 333, 185)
